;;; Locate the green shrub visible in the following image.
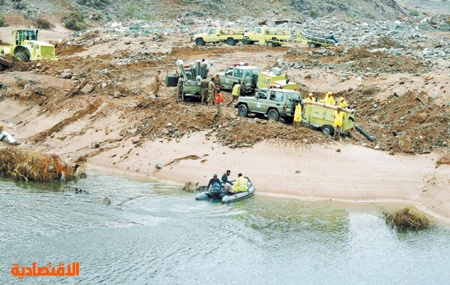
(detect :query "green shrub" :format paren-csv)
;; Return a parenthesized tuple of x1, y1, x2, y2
(409, 10, 419, 16)
(62, 11, 86, 31)
(0, 0, 5, 6)
(310, 9, 318, 19)
(0, 15, 5, 27)
(124, 5, 139, 18)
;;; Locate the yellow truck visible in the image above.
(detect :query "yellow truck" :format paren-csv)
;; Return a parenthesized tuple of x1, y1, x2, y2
(302, 101, 355, 136)
(0, 28, 58, 62)
(257, 68, 298, 90)
(192, 27, 245, 46)
(243, 26, 291, 47)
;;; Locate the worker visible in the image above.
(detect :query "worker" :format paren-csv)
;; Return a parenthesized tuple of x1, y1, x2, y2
(214, 90, 223, 116)
(208, 78, 216, 106)
(175, 74, 185, 102)
(214, 74, 221, 91)
(207, 174, 222, 193)
(227, 80, 241, 107)
(333, 107, 345, 140)
(221, 170, 234, 186)
(223, 173, 248, 194)
(339, 97, 348, 109)
(240, 81, 246, 96)
(293, 100, 302, 129)
(321, 91, 335, 106)
(303, 92, 315, 103)
(153, 70, 163, 96)
(200, 77, 209, 105)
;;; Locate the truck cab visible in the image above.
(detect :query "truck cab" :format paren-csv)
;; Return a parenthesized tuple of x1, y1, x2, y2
(219, 63, 260, 94)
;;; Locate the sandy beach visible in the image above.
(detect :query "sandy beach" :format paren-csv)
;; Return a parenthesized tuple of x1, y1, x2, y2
(2, 95, 448, 220)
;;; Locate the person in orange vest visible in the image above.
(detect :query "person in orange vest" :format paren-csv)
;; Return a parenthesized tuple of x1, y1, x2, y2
(333, 107, 345, 140)
(214, 90, 223, 116)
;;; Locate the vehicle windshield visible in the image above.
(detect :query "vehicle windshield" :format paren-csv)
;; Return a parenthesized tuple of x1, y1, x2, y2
(285, 92, 300, 102)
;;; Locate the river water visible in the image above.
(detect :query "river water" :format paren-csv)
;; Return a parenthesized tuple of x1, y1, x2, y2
(1, 173, 450, 285)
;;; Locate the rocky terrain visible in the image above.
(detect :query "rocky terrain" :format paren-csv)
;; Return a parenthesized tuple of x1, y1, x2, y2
(0, 0, 449, 168)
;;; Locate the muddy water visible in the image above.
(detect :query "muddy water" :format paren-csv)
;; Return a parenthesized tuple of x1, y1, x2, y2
(1, 173, 450, 285)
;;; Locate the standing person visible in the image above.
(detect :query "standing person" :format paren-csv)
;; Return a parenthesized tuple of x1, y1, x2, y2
(214, 74, 221, 91)
(323, 91, 335, 106)
(214, 90, 223, 116)
(339, 97, 348, 109)
(240, 81, 246, 96)
(200, 77, 209, 105)
(208, 78, 216, 106)
(333, 107, 344, 140)
(304, 93, 315, 103)
(293, 100, 302, 129)
(153, 70, 163, 96)
(175, 74, 184, 102)
(227, 80, 241, 107)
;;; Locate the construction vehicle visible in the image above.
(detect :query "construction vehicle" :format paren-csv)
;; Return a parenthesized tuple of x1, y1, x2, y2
(218, 62, 260, 94)
(257, 68, 298, 90)
(166, 59, 211, 101)
(243, 26, 291, 47)
(294, 30, 338, 48)
(192, 27, 245, 46)
(0, 28, 58, 62)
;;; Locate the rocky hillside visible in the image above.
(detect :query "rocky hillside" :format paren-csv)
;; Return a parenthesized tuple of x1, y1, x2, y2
(1, 0, 448, 29)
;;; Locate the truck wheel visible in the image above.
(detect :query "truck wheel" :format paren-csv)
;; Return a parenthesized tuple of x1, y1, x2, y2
(267, 41, 274, 47)
(226, 38, 236, 46)
(321, 124, 334, 136)
(15, 51, 29, 62)
(267, 109, 279, 121)
(238, 104, 248, 117)
(309, 42, 316, 48)
(195, 38, 205, 46)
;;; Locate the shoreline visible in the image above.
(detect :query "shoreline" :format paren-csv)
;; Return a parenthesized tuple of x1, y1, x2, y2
(1, 95, 448, 222)
(78, 131, 450, 222)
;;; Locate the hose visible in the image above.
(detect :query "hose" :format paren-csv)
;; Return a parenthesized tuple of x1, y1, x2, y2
(355, 125, 374, 142)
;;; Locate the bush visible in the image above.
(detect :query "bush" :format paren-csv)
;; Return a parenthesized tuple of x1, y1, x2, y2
(62, 11, 86, 31)
(384, 206, 430, 230)
(0, 15, 5, 27)
(36, 15, 51, 29)
(310, 9, 318, 19)
(409, 10, 419, 17)
(0, 0, 4, 6)
(124, 5, 139, 18)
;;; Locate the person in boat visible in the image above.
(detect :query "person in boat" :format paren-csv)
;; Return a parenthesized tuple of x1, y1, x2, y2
(223, 173, 248, 194)
(207, 174, 222, 193)
(221, 170, 234, 186)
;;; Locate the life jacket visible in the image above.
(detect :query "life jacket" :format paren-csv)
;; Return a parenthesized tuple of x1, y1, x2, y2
(212, 181, 222, 193)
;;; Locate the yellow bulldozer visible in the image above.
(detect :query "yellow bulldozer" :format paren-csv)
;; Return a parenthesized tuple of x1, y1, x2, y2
(0, 28, 58, 63)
